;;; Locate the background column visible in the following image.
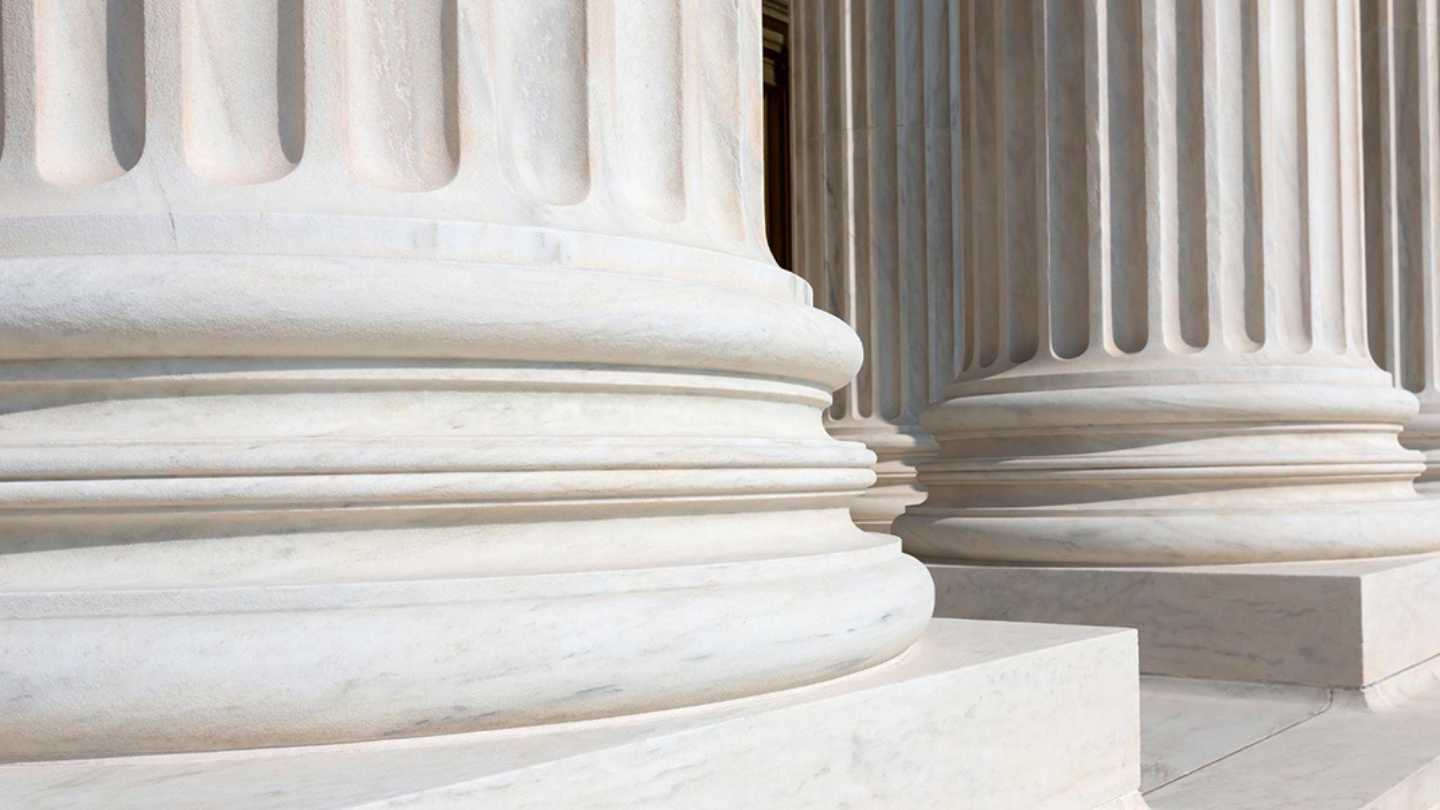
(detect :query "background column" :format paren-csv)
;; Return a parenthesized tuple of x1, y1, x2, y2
(789, 0, 962, 531)
(896, 0, 1440, 565)
(1363, 0, 1440, 493)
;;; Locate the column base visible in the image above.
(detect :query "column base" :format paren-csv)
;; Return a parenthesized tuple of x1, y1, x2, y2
(1141, 667, 1440, 809)
(0, 619, 1145, 810)
(928, 552, 1440, 687)
(828, 422, 935, 533)
(851, 481, 928, 532)
(1402, 411, 1440, 495)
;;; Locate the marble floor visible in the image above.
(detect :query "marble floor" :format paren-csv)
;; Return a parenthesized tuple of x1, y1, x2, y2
(1142, 660, 1440, 809)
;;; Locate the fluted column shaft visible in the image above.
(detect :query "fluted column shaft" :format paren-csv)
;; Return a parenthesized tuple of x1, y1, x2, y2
(0, 0, 932, 759)
(1363, 0, 1440, 492)
(896, 0, 1440, 565)
(789, 0, 962, 530)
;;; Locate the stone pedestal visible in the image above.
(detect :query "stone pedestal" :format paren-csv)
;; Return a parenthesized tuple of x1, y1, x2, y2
(789, 0, 960, 530)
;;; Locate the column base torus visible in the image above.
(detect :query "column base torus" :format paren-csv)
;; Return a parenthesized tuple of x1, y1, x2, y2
(1403, 411, 1440, 495)
(0, 619, 1147, 810)
(901, 375, 1440, 565)
(827, 422, 936, 532)
(0, 255, 934, 759)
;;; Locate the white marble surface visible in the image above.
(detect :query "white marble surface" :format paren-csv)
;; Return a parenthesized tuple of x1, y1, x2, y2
(929, 552, 1440, 687)
(1142, 670, 1440, 809)
(0, 620, 1147, 810)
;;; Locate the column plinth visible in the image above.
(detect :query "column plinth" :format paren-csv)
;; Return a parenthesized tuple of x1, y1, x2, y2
(0, 0, 936, 760)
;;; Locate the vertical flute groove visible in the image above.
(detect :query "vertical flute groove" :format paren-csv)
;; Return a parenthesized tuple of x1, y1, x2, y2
(973, 0, 999, 370)
(1144, 0, 1177, 351)
(1086, 0, 1112, 358)
(692, 0, 744, 240)
(1042, 0, 1089, 359)
(343, 0, 457, 192)
(181, 0, 301, 184)
(1334, 0, 1362, 354)
(33, 0, 145, 187)
(1141, 0, 1166, 350)
(1240, 0, 1267, 347)
(1205, 0, 1236, 349)
(896, 0, 927, 422)
(950, 0, 967, 383)
(1175, 0, 1209, 349)
(864, 0, 895, 418)
(611, 0, 684, 222)
(847, 1, 870, 418)
(999, 0, 1039, 366)
(1306, 0, 1345, 354)
(958, 0, 978, 376)
(1297, 0, 1318, 352)
(493, 0, 586, 204)
(1106, 0, 1148, 354)
(1425, 0, 1440, 394)
(924, 0, 956, 405)
(0, 4, 6, 162)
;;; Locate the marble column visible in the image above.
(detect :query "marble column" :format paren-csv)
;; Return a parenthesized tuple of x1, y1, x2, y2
(896, 0, 1440, 565)
(789, 0, 961, 531)
(1363, 0, 1440, 493)
(0, 0, 935, 759)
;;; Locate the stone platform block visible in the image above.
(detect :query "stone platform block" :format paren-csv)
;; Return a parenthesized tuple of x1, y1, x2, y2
(0, 619, 1145, 810)
(929, 552, 1440, 688)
